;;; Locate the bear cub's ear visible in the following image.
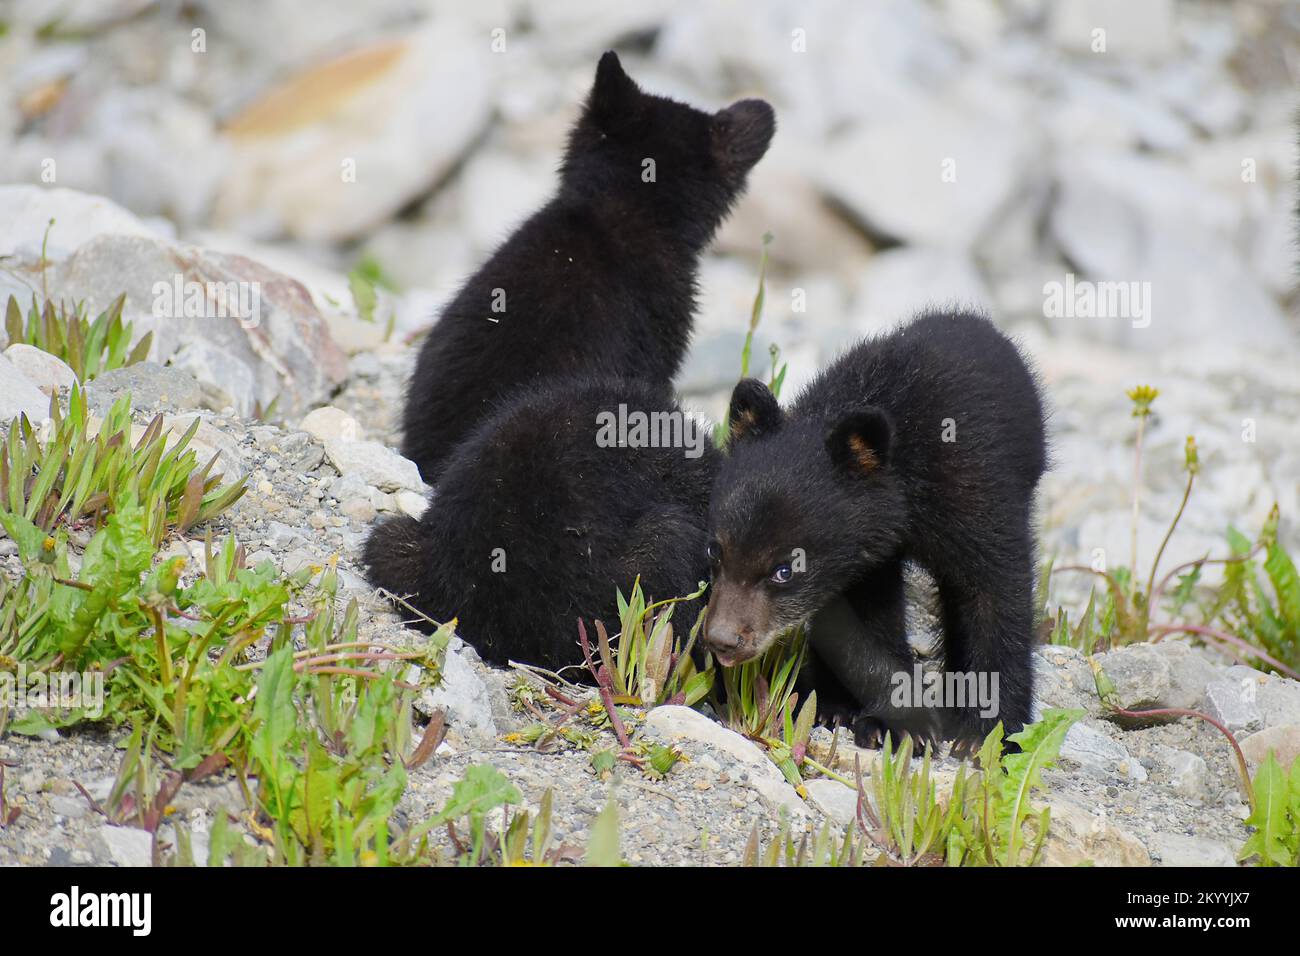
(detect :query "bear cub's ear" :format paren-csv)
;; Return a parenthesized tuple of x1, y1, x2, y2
(826, 407, 892, 475)
(588, 51, 641, 129)
(712, 99, 776, 173)
(727, 378, 783, 446)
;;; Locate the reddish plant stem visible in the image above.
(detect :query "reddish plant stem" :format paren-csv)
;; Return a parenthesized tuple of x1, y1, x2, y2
(1109, 704, 1254, 808)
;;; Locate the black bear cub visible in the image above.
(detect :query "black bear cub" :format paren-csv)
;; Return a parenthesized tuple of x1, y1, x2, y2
(366, 379, 717, 672)
(703, 312, 1046, 747)
(401, 51, 774, 482)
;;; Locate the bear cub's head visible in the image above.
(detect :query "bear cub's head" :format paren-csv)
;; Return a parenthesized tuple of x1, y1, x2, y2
(562, 52, 775, 242)
(702, 378, 908, 666)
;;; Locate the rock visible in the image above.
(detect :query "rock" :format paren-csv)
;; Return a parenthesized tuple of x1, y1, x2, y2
(1060, 720, 1140, 778)
(1092, 643, 1172, 711)
(340, 497, 377, 522)
(803, 778, 858, 827)
(852, 247, 993, 336)
(0, 185, 158, 260)
(28, 232, 348, 416)
(323, 438, 423, 493)
(1252, 672, 1300, 729)
(170, 341, 258, 416)
(301, 406, 363, 443)
(1049, 0, 1177, 61)
(639, 705, 808, 819)
(3, 344, 79, 395)
(0, 351, 52, 424)
(816, 98, 1032, 250)
(1154, 748, 1210, 800)
(214, 23, 493, 241)
(1048, 150, 1295, 352)
(84, 362, 203, 416)
(1203, 676, 1264, 734)
(166, 415, 247, 484)
(415, 639, 498, 743)
(49, 795, 88, 820)
(86, 88, 227, 229)
(1032, 645, 1102, 715)
(1239, 725, 1300, 773)
(96, 825, 153, 867)
(1040, 794, 1151, 866)
(1148, 639, 1224, 710)
(456, 150, 555, 256)
(712, 139, 873, 272)
(395, 490, 428, 519)
(1149, 832, 1239, 867)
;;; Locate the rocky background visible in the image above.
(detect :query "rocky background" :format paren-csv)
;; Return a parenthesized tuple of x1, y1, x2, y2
(1, 0, 1299, 866)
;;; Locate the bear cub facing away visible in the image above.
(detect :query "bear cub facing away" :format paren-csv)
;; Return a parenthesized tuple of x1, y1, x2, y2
(703, 312, 1047, 746)
(401, 51, 774, 482)
(366, 379, 717, 672)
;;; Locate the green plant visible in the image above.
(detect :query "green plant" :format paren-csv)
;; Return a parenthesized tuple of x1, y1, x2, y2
(742, 814, 866, 867)
(0, 385, 245, 541)
(1238, 752, 1300, 867)
(1049, 387, 1299, 680)
(857, 735, 965, 866)
(4, 293, 152, 382)
(945, 708, 1082, 867)
(602, 577, 714, 709)
(713, 232, 788, 449)
(347, 254, 399, 340)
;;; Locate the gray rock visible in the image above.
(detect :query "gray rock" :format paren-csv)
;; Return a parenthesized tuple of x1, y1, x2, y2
(1048, 150, 1295, 353)
(85, 362, 203, 416)
(49, 795, 88, 820)
(0, 351, 51, 424)
(0, 185, 158, 260)
(803, 778, 858, 827)
(1203, 676, 1263, 733)
(170, 341, 258, 416)
(323, 439, 424, 493)
(213, 23, 492, 242)
(1032, 645, 1102, 715)
(816, 98, 1032, 250)
(1050, 0, 1176, 60)
(301, 406, 363, 443)
(1149, 832, 1239, 867)
(416, 639, 498, 743)
(1154, 747, 1210, 800)
(1253, 673, 1300, 729)
(1148, 639, 1224, 710)
(1093, 643, 1173, 711)
(638, 705, 808, 819)
(96, 825, 153, 867)
(851, 247, 994, 336)
(395, 490, 428, 519)
(36, 233, 348, 416)
(1060, 720, 1142, 778)
(1239, 724, 1300, 773)
(3, 344, 78, 395)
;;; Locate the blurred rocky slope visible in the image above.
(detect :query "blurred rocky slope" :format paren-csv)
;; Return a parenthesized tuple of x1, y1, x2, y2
(1, 0, 1298, 571)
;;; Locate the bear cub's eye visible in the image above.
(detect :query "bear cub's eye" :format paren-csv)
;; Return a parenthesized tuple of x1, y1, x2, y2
(769, 563, 793, 585)
(707, 540, 722, 563)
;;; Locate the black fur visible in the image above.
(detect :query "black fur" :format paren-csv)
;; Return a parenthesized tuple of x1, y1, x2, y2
(706, 311, 1047, 746)
(400, 51, 774, 482)
(367, 378, 718, 672)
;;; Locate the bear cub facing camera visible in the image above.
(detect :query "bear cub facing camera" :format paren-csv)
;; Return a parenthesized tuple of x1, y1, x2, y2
(703, 312, 1047, 746)
(400, 51, 775, 482)
(366, 378, 717, 672)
